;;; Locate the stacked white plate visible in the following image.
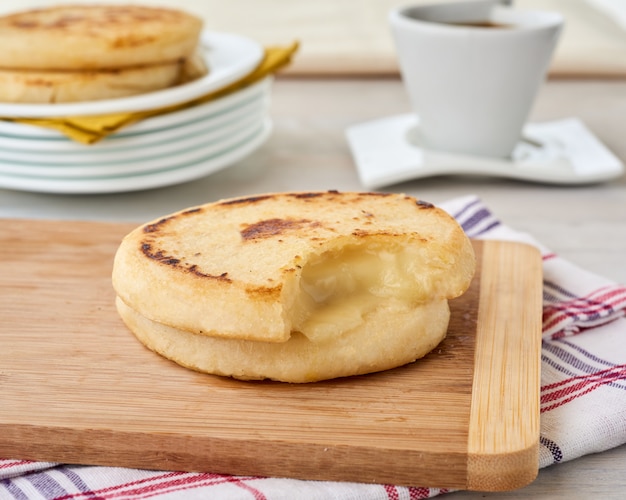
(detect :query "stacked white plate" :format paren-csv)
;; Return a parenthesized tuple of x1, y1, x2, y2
(0, 32, 272, 194)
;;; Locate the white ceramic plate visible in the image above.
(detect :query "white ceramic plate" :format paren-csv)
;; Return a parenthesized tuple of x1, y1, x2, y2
(0, 111, 265, 173)
(0, 113, 265, 176)
(0, 120, 272, 194)
(0, 77, 271, 141)
(0, 119, 59, 139)
(0, 31, 264, 118)
(0, 96, 268, 157)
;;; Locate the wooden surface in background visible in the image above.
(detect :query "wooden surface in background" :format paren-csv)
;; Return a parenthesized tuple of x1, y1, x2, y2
(0, 219, 542, 491)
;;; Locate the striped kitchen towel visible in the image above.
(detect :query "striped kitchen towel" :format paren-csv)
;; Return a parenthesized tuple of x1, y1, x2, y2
(448, 195, 626, 472)
(1, 195, 625, 499)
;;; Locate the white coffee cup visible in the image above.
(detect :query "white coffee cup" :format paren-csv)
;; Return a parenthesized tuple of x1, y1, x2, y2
(389, 1, 563, 158)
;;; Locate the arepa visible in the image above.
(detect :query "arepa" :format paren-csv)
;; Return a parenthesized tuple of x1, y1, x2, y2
(0, 5, 203, 70)
(112, 191, 475, 382)
(0, 61, 185, 104)
(116, 296, 451, 383)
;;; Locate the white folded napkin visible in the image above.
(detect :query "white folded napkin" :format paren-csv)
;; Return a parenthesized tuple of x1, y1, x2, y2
(1, 195, 625, 499)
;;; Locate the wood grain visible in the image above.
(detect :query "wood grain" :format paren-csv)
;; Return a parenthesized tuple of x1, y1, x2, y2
(467, 241, 543, 491)
(0, 219, 542, 491)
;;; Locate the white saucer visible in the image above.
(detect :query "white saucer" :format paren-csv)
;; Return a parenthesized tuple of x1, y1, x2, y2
(346, 114, 624, 188)
(0, 119, 272, 194)
(0, 31, 264, 118)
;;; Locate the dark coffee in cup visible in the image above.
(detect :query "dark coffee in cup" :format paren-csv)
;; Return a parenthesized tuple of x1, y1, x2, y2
(443, 20, 514, 28)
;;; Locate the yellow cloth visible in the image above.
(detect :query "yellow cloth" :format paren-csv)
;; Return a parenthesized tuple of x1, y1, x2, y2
(3, 42, 298, 145)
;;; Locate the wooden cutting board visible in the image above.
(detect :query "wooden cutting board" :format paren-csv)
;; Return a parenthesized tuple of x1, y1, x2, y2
(0, 218, 543, 492)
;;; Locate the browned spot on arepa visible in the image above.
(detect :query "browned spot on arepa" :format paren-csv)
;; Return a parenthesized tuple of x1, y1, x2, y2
(241, 218, 322, 241)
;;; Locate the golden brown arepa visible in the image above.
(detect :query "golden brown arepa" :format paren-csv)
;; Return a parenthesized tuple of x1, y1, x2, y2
(112, 191, 476, 382)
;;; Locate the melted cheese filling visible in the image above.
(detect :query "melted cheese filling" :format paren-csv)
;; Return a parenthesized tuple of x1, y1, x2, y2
(291, 243, 428, 342)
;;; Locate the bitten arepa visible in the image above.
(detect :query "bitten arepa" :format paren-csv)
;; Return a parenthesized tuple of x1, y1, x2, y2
(112, 191, 476, 382)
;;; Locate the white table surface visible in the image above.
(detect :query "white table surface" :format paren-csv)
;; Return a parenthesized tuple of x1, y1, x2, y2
(1, 77, 625, 497)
